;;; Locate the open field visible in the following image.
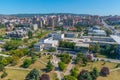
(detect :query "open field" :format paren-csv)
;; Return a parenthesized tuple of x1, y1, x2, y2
(29, 61, 46, 70)
(1, 69, 29, 80)
(76, 61, 118, 72)
(0, 28, 6, 36)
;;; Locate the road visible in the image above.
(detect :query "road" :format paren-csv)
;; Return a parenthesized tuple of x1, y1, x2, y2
(94, 57, 120, 63)
(102, 19, 116, 34)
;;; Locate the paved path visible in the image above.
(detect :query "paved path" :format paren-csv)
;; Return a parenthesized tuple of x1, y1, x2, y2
(5, 67, 32, 71)
(94, 58, 120, 63)
(55, 70, 62, 80)
(0, 54, 10, 57)
(64, 61, 75, 75)
(110, 68, 120, 72)
(37, 59, 47, 65)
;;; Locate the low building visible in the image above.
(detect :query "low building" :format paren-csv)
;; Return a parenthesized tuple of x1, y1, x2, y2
(64, 32, 78, 38)
(88, 30, 106, 36)
(110, 35, 120, 55)
(6, 29, 28, 39)
(32, 24, 38, 31)
(34, 43, 44, 51)
(75, 43, 89, 53)
(48, 31, 64, 40)
(34, 37, 59, 51)
(44, 39, 58, 50)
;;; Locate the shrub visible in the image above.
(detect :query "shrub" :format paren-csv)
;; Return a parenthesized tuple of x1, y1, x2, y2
(100, 67, 110, 77)
(1, 71, 8, 78)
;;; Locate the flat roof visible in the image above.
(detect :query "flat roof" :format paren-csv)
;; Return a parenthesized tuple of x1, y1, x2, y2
(110, 35, 120, 44)
(75, 43, 89, 48)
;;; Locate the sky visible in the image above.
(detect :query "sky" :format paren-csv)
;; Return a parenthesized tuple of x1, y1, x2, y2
(0, 0, 120, 15)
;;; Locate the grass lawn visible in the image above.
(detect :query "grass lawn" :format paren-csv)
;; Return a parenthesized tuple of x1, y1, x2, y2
(40, 55, 50, 63)
(48, 71, 58, 80)
(1, 69, 29, 80)
(76, 61, 118, 72)
(29, 61, 46, 70)
(0, 28, 6, 36)
(97, 70, 120, 80)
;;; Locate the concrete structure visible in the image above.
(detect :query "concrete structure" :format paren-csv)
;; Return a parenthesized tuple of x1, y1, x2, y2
(6, 30, 28, 39)
(64, 32, 78, 38)
(34, 37, 59, 51)
(32, 24, 38, 31)
(48, 31, 64, 40)
(34, 43, 44, 51)
(43, 38, 59, 50)
(110, 35, 120, 55)
(88, 30, 106, 36)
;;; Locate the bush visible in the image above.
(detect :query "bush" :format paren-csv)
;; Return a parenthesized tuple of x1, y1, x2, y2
(22, 59, 31, 68)
(70, 68, 78, 78)
(63, 75, 76, 80)
(40, 74, 50, 80)
(46, 61, 54, 72)
(1, 71, 8, 78)
(0, 64, 5, 72)
(31, 56, 37, 64)
(25, 68, 40, 80)
(100, 67, 110, 77)
(78, 70, 92, 80)
(58, 62, 66, 71)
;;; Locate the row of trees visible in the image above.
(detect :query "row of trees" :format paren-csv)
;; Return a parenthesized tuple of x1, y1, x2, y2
(3, 41, 21, 51)
(59, 40, 75, 49)
(63, 67, 110, 80)
(89, 44, 117, 59)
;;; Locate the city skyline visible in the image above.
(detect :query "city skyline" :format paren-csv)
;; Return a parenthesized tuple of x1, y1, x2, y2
(0, 0, 120, 15)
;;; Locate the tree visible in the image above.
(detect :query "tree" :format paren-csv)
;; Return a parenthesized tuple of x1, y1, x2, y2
(28, 30, 33, 39)
(59, 40, 75, 49)
(31, 56, 37, 64)
(75, 53, 88, 66)
(78, 70, 92, 80)
(22, 59, 31, 68)
(40, 74, 50, 80)
(63, 75, 76, 80)
(11, 55, 19, 66)
(25, 68, 40, 80)
(60, 53, 71, 64)
(46, 61, 54, 72)
(49, 47, 56, 52)
(4, 41, 20, 51)
(1, 58, 9, 66)
(0, 64, 5, 71)
(71, 68, 78, 78)
(90, 67, 99, 80)
(100, 67, 110, 77)
(95, 44, 100, 53)
(58, 62, 66, 71)
(105, 29, 112, 36)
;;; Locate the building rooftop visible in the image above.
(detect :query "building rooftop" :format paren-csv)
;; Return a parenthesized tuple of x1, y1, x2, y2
(110, 35, 120, 44)
(75, 43, 89, 48)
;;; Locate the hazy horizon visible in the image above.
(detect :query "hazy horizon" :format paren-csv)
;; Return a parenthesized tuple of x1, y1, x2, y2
(0, 0, 120, 16)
